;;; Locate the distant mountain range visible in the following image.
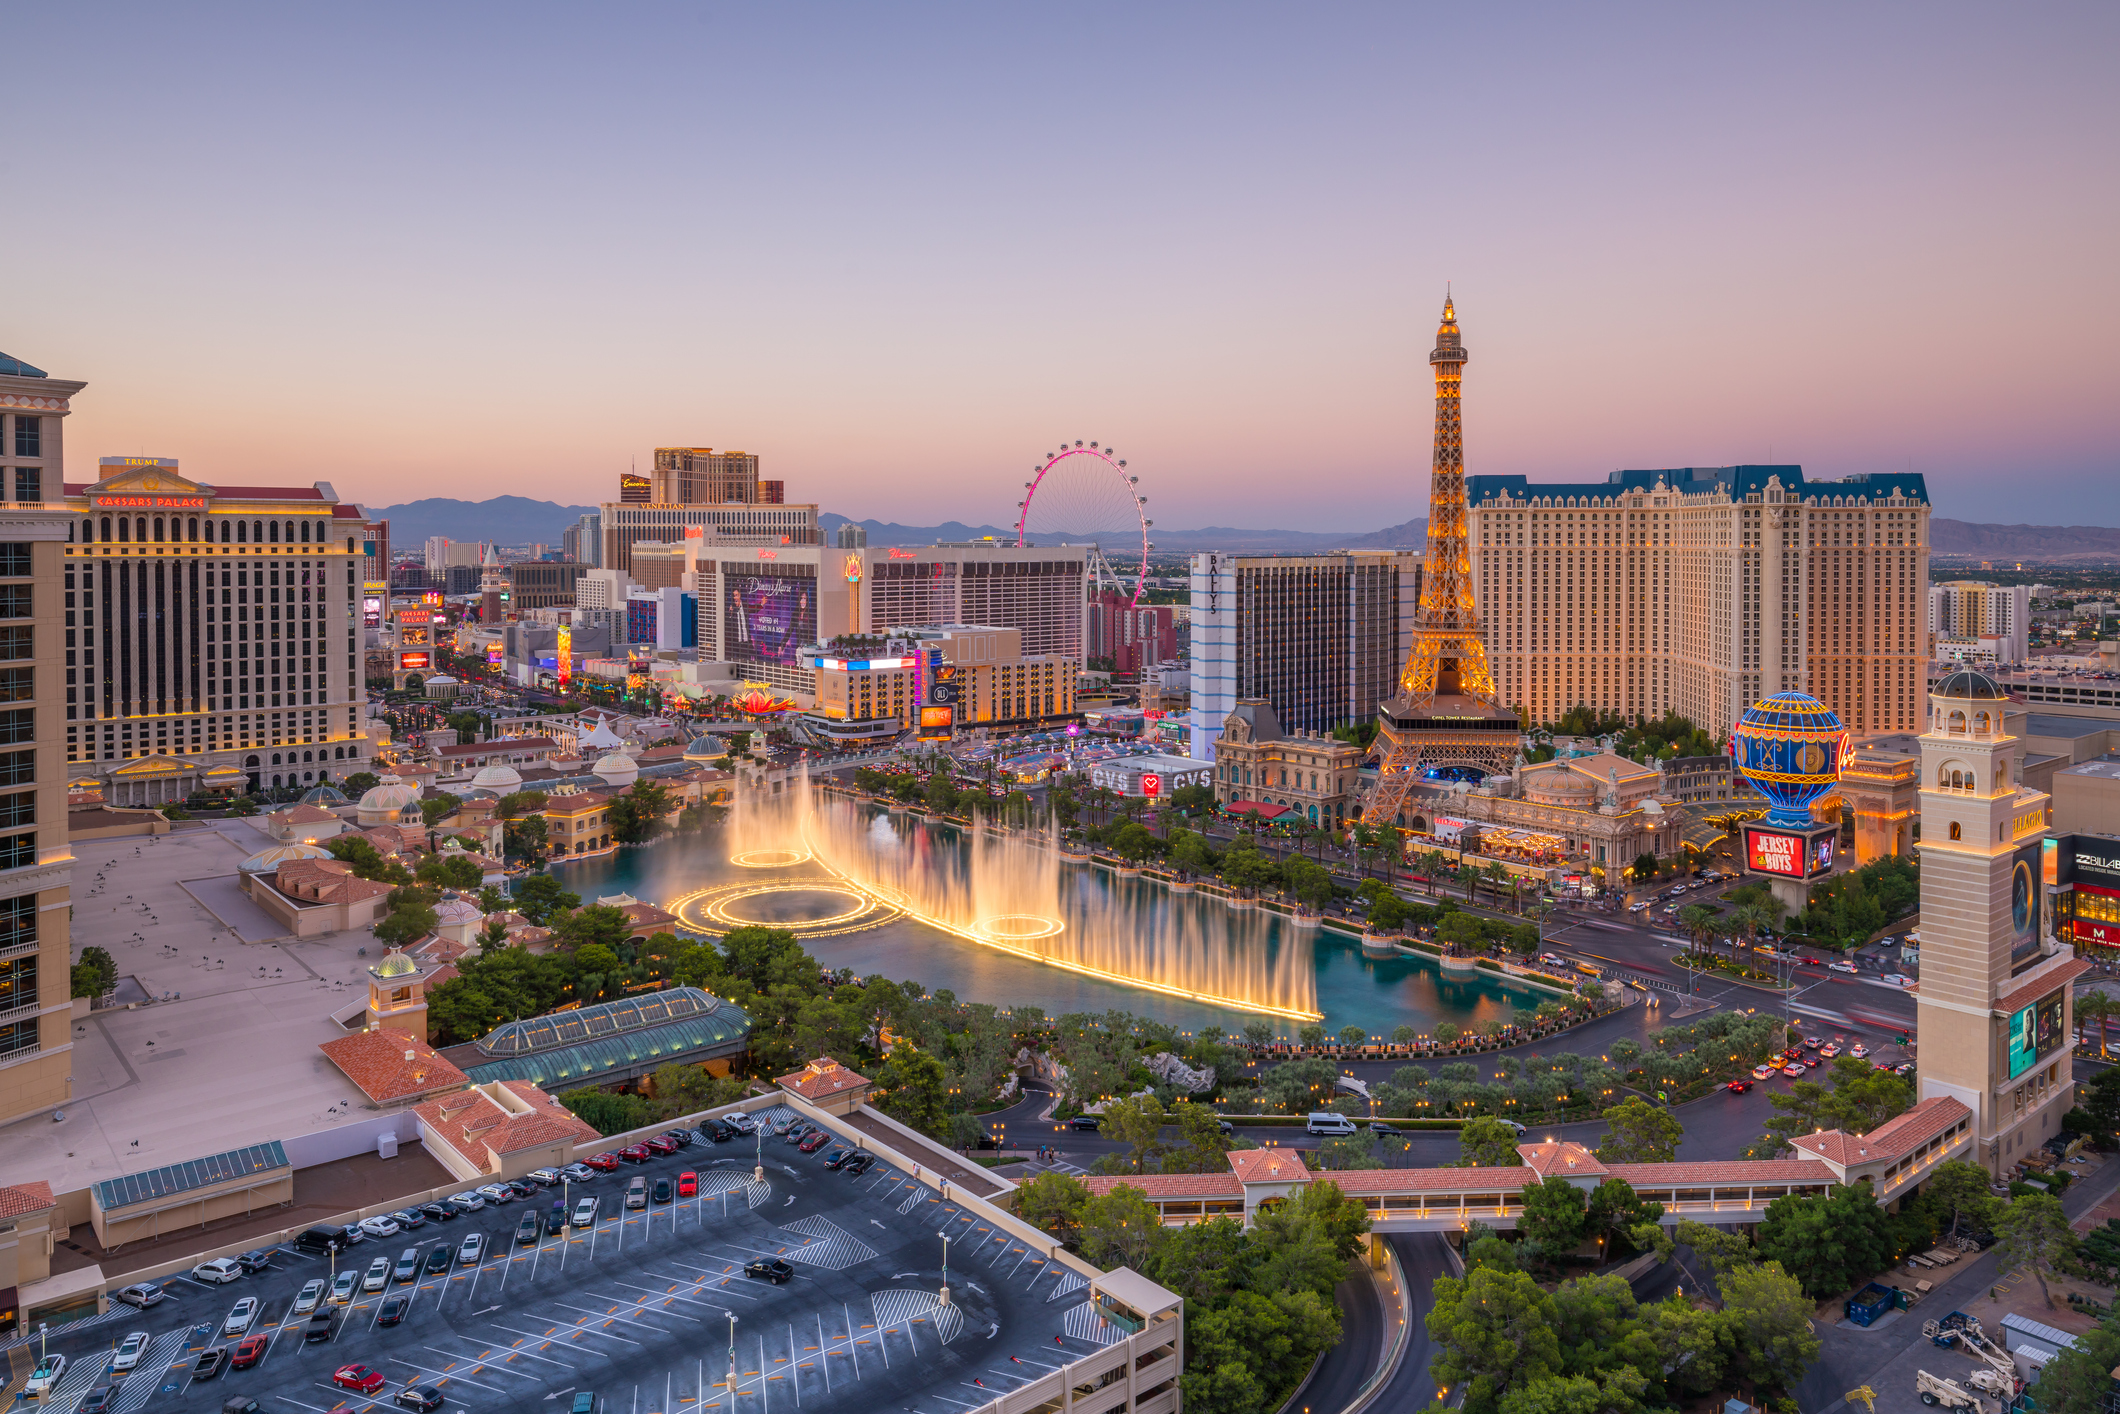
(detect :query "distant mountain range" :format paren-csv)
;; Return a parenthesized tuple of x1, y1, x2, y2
(363, 497, 2120, 563)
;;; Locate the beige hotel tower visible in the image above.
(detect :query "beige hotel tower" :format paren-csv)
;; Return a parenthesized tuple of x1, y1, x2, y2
(1914, 668, 2082, 1175)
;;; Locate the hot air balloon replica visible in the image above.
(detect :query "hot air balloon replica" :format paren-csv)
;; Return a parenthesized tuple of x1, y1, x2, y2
(1730, 692, 1847, 897)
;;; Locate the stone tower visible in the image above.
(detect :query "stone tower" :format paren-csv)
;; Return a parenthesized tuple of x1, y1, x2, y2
(1914, 668, 2080, 1176)
(480, 543, 506, 625)
(1368, 295, 1521, 826)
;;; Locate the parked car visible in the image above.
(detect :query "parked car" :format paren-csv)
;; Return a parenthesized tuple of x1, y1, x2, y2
(644, 1135, 679, 1157)
(394, 1247, 421, 1283)
(193, 1258, 245, 1284)
(844, 1153, 876, 1175)
(457, 1233, 485, 1267)
(616, 1145, 651, 1165)
(193, 1348, 228, 1381)
(475, 1183, 516, 1206)
(569, 1394, 597, 1414)
(652, 1178, 673, 1204)
(561, 1163, 599, 1183)
(517, 1212, 543, 1246)
(110, 1332, 151, 1374)
(573, 1196, 600, 1228)
(358, 1215, 402, 1240)
(526, 1168, 562, 1187)
(745, 1258, 794, 1284)
(112, 1282, 166, 1308)
(230, 1334, 270, 1370)
(396, 1388, 446, 1412)
(677, 1171, 699, 1196)
(362, 1257, 392, 1293)
(223, 1297, 260, 1336)
(625, 1177, 648, 1210)
(77, 1390, 114, 1414)
(418, 1202, 459, 1223)
(724, 1111, 757, 1133)
(780, 1124, 812, 1145)
(822, 1148, 853, 1170)
(446, 1192, 485, 1214)
(336, 1224, 369, 1248)
(293, 1279, 328, 1314)
(377, 1296, 410, 1327)
(663, 1128, 696, 1148)
(331, 1270, 359, 1304)
(390, 1209, 427, 1230)
(708, 1123, 738, 1143)
(304, 1313, 337, 1343)
(27, 1355, 68, 1396)
(333, 1364, 387, 1395)
(503, 1180, 539, 1201)
(583, 1152, 621, 1172)
(234, 1249, 276, 1274)
(799, 1131, 830, 1153)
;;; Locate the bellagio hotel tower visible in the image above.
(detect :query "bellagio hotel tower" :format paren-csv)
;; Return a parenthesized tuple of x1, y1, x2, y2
(1465, 466, 1930, 737)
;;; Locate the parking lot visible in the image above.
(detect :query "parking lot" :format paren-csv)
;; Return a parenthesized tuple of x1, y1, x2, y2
(21, 1108, 1110, 1414)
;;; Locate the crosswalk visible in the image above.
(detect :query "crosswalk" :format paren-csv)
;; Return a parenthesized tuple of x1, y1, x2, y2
(1047, 1270, 1088, 1304)
(778, 1216, 878, 1271)
(109, 1329, 198, 1414)
(872, 1289, 961, 1345)
(1063, 1301, 1129, 1347)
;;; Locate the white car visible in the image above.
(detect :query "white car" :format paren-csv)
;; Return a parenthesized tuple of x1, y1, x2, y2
(1883, 974, 1912, 988)
(526, 1167, 561, 1187)
(357, 1215, 401, 1240)
(26, 1355, 66, 1396)
(362, 1257, 392, 1292)
(293, 1278, 328, 1315)
(1850, 1043, 1870, 1058)
(331, 1269, 359, 1304)
(560, 1163, 598, 1183)
(223, 1296, 260, 1336)
(457, 1232, 485, 1267)
(1827, 961, 1859, 974)
(110, 1332, 151, 1374)
(192, 1257, 244, 1284)
(1628, 901, 1649, 912)
(724, 1111, 757, 1134)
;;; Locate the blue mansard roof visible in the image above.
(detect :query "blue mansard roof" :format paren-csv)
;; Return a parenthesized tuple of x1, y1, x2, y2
(1466, 465, 1930, 508)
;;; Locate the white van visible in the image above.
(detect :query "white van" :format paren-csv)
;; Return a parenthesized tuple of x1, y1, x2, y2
(1305, 1112, 1358, 1136)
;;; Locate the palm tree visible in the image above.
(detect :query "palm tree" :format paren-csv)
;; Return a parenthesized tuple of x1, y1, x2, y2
(2076, 990, 2119, 1058)
(1481, 861, 1511, 912)
(1730, 901, 1776, 976)
(1420, 849, 1451, 897)
(1675, 903, 1721, 968)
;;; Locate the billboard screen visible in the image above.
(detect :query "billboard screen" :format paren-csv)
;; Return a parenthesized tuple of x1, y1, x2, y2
(486, 645, 502, 666)
(555, 625, 571, 686)
(919, 706, 953, 729)
(420, 591, 443, 608)
(396, 608, 431, 625)
(2007, 988, 2066, 1078)
(620, 474, 652, 503)
(2010, 837, 2045, 973)
(397, 651, 430, 671)
(724, 573, 814, 669)
(1745, 825, 1834, 879)
(363, 595, 382, 628)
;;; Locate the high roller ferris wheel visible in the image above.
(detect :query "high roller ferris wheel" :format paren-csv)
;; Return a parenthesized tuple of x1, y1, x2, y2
(1013, 439, 1153, 607)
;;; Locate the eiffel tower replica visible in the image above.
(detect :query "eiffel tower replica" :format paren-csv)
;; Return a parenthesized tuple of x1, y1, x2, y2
(1367, 295, 1523, 826)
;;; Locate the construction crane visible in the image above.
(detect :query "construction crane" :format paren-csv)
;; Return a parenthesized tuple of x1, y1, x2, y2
(1917, 1369, 1991, 1412)
(1845, 1386, 1877, 1414)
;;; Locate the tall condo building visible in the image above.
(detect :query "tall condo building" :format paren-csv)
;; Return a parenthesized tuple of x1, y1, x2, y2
(600, 449, 817, 575)
(0, 350, 79, 1123)
(1930, 581, 2031, 663)
(1465, 466, 1931, 737)
(1911, 669, 2079, 1175)
(62, 451, 372, 801)
(1187, 549, 1420, 762)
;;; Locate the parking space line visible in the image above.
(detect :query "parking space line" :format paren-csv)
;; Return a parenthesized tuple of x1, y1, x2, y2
(383, 1356, 510, 1393)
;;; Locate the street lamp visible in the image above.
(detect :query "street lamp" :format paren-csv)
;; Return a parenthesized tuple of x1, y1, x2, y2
(726, 1312, 738, 1411)
(939, 1230, 952, 1306)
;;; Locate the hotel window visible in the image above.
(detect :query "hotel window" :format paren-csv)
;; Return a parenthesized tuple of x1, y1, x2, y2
(11, 418, 38, 458)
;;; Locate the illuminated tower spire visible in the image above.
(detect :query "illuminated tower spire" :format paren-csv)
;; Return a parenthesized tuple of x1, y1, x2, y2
(1366, 295, 1520, 826)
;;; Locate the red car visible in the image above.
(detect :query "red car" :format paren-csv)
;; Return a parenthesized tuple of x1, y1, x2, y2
(677, 1171, 698, 1197)
(617, 1144, 651, 1164)
(333, 1365, 387, 1395)
(643, 1136, 680, 1157)
(583, 1152, 620, 1173)
(230, 1334, 269, 1370)
(798, 1130, 830, 1153)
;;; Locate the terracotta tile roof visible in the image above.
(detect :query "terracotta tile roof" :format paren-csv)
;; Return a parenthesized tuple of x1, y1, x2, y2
(1081, 1173, 1245, 1199)
(1229, 1149, 1310, 1184)
(1322, 1166, 1540, 1194)
(0, 1180, 56, 1218)
(1516, 1140, 1607, 1179)
(414, 1081, 598, 1172)
(271, 859, 399, 906)
(543, 792, 611, 815)
(1605, 1160, 1837, 1185)
(1995, 957, 2092, 1017)
(619, 902, 678, 930)
(775, 1056, 870, 1102)
(1788, 1097, 1971, 1168)
(319, 1030, 469, 1104)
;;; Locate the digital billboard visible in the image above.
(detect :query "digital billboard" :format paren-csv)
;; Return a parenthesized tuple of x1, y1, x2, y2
(724, 573, 814, 668)
(2009, 837, 2045, 973)
(363, 595, 382, 628)
(420, 591, 443, 608)
(397, 651, 430, 671)
(919, 706, 953, 730)
(620, 474, 652, 503)
(555, 625, 572, 687)
(2007, 989, 2066, 1078)
(1744, 824, 1835, 879)
(486, 645, 503, 666)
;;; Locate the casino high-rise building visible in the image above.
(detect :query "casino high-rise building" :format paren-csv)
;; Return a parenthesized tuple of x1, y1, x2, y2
(1367, 296, 1521, 825)
(1466, 465, 1931, 737)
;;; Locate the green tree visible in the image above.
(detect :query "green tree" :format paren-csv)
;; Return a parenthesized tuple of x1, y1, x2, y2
(1100, 1094, 1170, 1172)
(1755, 1184, 1894, 1298)
(1518, 1176, 1588, 1258)
(1458, 1115, 1526, 1168)
(1164, 1101, 1236, 1173)
(419, 791, 463, 827)
(1719, 1260, 1821, 1394)
(1596, 1097, 1683, 1164)
(343, 771, 382, 793)
(373, 886, 440, 946)
(1585, 1178, 1665, 1252)
(1079, 1182, 1168, 1272)
(1994, 1192, 2078, 1309)
(325, 834, 412, 884)
(415, 852, 483, 891)
(514, 872, 580, 925)
(647, 1062, 744, 1120)
(1311, 1135, 1385, 1171)
(876, 1042, 949, 1137)
(554, 904, 633, 954)
(70, 945, 119, 1000)
(559, 1087, 653, 1135)
(2023, 1307, 2120, 1414)
(1017, 1171, 1087, 1246)
(2076, 989, 2120, 1057)
(607, 780, 675, 845)
(1922, 1160, 2002, 1241)
(1428, 1266, 1564, 1414)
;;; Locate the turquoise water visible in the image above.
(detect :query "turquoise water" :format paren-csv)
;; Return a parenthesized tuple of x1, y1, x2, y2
(550, 824, 1553, 1038)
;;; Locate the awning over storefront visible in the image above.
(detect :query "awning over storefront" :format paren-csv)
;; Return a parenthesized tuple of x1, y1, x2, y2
(1225, 800, 1294, 821)
(1681, 818, 1728, 850)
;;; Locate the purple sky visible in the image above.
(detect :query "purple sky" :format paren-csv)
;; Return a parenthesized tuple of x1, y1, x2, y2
(10, 4, 2116, 529)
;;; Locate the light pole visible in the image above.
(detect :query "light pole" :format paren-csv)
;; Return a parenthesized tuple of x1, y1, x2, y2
(726, 1312, 738, 1410)
(754, 1121, 764, 1185)
(938, 1230, 951, 1306)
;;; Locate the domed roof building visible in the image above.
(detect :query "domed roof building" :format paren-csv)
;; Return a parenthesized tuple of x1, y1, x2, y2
(592, 751, 639, 787)
(433, 891, 487, 948)
(371, 946, 421, 980)
(470, 762, 524, 794)
(301, 783, 350, 807)
(1732, 692, 1847, 828)
(237, 842, 333, 875)
(1934, 668, 2006, 701)
(357, 776, 423, 826)
(683, 735, 728, 764)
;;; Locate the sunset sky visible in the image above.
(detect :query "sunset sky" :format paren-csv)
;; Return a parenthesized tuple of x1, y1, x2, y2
(10, 4, 2116, 529)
